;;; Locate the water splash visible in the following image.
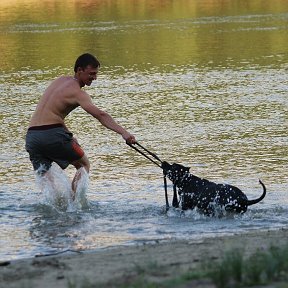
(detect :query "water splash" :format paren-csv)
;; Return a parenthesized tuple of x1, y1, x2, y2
(35, 164, 89, 212)
(68, 167, 90, 211)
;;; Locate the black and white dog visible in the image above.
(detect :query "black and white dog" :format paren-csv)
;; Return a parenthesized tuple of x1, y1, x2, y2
(161, 162, 266, 216)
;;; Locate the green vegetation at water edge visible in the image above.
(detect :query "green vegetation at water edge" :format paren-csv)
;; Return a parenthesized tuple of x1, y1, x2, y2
(68, 243, 288, 288)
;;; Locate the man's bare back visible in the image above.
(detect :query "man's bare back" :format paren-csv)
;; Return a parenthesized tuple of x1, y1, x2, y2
(29, 76, 81, 128)
(29, 63, 134, 142)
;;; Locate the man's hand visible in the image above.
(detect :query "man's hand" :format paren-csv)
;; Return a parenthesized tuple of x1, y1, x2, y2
(122, 132, 136, 144)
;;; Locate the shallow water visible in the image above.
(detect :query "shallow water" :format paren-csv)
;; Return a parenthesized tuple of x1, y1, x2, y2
(0, 0, 288, 261)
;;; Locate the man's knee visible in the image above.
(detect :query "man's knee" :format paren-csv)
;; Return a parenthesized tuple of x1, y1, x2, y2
(72, 155, 90, 172)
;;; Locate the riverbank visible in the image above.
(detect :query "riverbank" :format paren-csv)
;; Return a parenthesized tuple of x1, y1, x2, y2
(1, 228, 288, 288)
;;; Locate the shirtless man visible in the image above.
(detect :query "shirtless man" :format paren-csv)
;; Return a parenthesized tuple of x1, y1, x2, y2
(25, 53, 136, 198)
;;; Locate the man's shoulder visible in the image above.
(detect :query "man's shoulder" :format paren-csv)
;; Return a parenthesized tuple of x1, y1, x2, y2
(53, 76, 80, 90)
(57, 75, 74, 82)
(50, 75, 72, 85)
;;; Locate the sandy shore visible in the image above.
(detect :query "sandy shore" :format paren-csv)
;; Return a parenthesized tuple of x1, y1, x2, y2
(1, 228, 288, 288)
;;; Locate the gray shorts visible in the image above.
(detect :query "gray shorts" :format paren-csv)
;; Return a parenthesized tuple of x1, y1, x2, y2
(25, 124, 84, 174)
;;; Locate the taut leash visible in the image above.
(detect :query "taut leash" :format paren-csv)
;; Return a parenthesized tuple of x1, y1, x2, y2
(126, 142, 162, 168)
(127, 142, 169, 210)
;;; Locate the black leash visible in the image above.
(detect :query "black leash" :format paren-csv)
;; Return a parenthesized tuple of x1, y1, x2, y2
(127, 142, 170, 210)
(134, 142, 163, 164)
(126, 142, 162, 168)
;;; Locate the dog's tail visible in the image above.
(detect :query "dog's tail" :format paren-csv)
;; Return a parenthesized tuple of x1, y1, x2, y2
(247, 180, 266, 206)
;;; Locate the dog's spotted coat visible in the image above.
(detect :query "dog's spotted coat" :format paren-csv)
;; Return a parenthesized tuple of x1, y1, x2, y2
(162, 162, 266, 216)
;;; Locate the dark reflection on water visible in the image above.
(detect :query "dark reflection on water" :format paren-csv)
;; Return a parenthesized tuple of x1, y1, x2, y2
(0, 0, 287, 261)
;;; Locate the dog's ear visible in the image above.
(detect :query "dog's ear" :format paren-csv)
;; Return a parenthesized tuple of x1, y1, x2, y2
(172, 163, 190, 173)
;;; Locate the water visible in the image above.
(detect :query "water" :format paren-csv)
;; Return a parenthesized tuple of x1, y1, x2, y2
(0, 0, 288, 261)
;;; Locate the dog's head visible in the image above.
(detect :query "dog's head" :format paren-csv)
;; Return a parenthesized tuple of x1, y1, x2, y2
(162, 161, 190, 184)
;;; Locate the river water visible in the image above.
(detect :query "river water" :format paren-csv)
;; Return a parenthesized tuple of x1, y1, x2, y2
(0, 0, 287, 261)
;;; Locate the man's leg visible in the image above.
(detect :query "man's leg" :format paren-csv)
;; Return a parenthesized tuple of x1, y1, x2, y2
(34, 163, 56, 191)
(42, 168, 56, 189)
(71, 154, 90, 199)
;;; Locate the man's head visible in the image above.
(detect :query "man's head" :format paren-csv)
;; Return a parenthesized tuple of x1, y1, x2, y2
(74, 53, 100, 87)
(74, 53, 100, 73)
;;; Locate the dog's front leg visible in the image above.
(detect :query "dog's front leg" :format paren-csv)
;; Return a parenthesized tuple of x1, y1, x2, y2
(172, 184, 179, 208)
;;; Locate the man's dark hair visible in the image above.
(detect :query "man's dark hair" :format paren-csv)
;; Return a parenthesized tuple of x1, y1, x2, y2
(74, 53, 100, 73)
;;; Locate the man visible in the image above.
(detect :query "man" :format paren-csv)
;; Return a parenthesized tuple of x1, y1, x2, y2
(25, 53, 136, 198)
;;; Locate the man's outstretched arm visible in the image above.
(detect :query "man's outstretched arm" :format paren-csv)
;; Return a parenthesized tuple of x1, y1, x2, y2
(79, 94, 136, 144)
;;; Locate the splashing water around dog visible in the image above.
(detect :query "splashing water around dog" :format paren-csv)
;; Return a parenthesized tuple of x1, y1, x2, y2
(35, 164, 90, 211)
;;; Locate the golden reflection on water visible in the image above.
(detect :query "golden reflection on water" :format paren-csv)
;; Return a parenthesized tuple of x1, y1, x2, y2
(1, 0, 288, 71)
(0, 0, 287, 181)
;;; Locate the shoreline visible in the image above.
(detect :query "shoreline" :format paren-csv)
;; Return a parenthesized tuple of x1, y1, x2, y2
(1, 228, 288, 288)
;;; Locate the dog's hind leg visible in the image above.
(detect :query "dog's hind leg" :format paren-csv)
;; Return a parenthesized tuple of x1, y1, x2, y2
(172, 184, 179, 208)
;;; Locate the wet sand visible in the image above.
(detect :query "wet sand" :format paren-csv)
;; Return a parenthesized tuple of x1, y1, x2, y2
(1, 228, 288, 288)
